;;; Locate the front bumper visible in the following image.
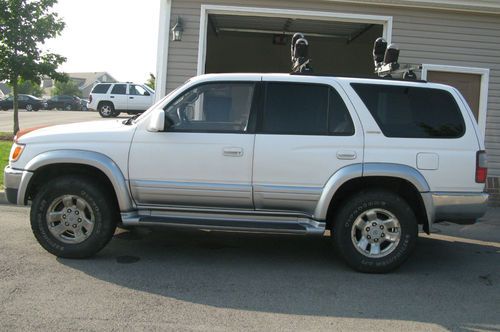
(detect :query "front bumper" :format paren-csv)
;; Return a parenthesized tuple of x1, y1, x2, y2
(423, 192, 489, 225)
(4, 166, 33, 205)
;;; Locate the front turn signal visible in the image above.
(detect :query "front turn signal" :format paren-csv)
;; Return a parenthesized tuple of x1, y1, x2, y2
(10, 143, 25, 162)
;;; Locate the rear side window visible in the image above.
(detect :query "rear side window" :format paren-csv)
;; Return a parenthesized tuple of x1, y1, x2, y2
(263, 83, 329, 135)
(92, 84, 111, 94)
(352, 84, 465, 138)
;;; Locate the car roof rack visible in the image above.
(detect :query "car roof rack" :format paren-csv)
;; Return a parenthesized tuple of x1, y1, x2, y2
(289, 33, 425, 82)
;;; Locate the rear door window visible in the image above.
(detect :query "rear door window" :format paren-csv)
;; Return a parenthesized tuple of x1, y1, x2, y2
(352, 84, 465, 138)
(111, 84, 127, 95)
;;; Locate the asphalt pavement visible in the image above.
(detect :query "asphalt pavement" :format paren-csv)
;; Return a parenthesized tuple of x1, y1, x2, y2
(0, 202, 499, 331)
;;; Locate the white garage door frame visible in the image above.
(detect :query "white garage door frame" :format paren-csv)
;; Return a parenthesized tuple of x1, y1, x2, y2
(421, 64, 490, 141)
(197, 4, 393, 76)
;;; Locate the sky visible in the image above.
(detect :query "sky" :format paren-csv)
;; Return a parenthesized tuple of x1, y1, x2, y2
(44, 0, 161, 84)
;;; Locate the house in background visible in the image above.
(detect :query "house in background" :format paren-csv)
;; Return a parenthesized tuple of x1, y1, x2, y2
(0, 83, 11, 98)
(155, 0, 500, 203)
(42, 72, 117, 98)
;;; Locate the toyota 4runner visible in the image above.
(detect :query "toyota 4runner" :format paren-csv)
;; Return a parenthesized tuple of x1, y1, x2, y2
(4, 73, 488, 273)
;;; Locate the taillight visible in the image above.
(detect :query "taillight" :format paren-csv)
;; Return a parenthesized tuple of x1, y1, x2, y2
(476, 150, 487, 183)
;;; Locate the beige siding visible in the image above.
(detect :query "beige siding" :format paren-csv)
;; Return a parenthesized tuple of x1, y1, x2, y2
(166, 0, 500, 189)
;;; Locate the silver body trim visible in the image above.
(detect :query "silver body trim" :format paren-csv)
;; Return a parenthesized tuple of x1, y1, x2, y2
(22, 150, 134, 211)
(314, 164, 363, 220)
(130, 180, 252, 208)
(362, 163, 431, 192)
(254, 184, 322, 215)
(4, 166, 34, 206)
(431, 192, 488, 222)
(121, 209, 325, 236)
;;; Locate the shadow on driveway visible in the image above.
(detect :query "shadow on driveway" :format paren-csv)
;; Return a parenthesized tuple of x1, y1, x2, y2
(59, 228, 500, 330)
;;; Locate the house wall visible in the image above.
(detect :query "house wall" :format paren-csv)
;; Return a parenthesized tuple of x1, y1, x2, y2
(164, 0, 500, 203)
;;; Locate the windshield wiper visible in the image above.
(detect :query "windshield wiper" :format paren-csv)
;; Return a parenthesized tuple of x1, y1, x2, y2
(123, 114, 141, 125)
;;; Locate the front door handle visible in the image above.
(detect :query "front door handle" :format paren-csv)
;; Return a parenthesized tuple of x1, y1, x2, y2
(223, 147, 243, 157)
(337, 151, 357, 160)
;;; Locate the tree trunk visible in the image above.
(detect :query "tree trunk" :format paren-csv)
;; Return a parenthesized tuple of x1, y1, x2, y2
(12, 79, 19, 135)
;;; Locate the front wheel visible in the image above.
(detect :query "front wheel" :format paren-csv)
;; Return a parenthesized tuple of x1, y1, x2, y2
(30, 175, 118, 258)
(331, 190, 418, 273)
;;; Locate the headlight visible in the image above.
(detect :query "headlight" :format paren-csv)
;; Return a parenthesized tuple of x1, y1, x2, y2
(10, 143, 25, 162)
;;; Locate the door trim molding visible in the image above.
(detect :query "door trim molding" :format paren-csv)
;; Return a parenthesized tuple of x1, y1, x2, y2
(197, 4, 393, 76)
(421, 64, 490, 141)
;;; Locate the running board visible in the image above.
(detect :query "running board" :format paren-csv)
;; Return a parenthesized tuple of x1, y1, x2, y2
(121, 210, 325, 235)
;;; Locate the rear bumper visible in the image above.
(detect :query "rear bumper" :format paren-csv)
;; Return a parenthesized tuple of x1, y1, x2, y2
(423, 192, 488, 225)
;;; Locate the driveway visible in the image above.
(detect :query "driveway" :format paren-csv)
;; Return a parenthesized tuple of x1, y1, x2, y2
(0, 203, 499, 331)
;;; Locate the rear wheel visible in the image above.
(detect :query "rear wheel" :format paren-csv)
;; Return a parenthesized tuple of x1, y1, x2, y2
(331, 190, 418, 273)
(25, 104, 33, 112)
(30, 175, 118, 258)
(98, 102, 115, 118)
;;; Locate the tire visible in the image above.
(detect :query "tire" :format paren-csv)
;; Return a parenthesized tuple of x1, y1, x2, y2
(25, 104, 33, 112)
(98, 102, 115, 118)
(30, 175, 118, 258)
(331, 190, 418, 273)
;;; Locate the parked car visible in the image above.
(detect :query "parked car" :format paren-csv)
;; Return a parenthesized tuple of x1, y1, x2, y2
(0, 94, 46, 111)
(4, 73, 488, 273)
(80, 98, 89, 111)
(46, 95, 82, 111)
(87, 82, 155, 118)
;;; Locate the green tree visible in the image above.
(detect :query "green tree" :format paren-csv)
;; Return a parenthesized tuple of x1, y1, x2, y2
(15, 79, 44, 97)
(0, 0, 66, 134)
(145, 73, 155, 90)
(52, 79, 82, 97)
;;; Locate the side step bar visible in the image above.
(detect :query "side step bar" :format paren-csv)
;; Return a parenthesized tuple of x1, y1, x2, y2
(121, 210, 325, 236)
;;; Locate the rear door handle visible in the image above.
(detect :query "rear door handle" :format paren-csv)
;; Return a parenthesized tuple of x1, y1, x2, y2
(337, 151, 357, 160)
(223, 147, 243, 157)
(129, 97, 134, 99)
(110, 96, 115, 99)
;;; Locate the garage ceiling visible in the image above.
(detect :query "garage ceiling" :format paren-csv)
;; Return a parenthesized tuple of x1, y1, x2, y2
(209, 14, 375, 42)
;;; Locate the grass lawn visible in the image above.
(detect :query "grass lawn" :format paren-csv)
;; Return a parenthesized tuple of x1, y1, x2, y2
(0, 141, 12, 188)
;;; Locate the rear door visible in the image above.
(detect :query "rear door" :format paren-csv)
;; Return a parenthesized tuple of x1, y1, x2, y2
(252, 76, 364, 216)
(109, 84, 128, 110)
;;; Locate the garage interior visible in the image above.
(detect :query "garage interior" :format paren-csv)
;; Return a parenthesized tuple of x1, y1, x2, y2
(205, 14, 384, 76)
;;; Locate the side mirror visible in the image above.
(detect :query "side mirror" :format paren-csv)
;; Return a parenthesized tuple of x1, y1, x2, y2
(144, 91, 150, 96)
(147, 109, 165, 132)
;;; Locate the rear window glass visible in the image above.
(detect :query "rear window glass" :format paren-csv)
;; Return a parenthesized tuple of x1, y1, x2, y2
(92, 84, 111, 94)
(352, 84, 465, 138)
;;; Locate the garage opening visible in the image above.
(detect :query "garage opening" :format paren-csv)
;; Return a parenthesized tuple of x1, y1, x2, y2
(205, 14, 384, 76)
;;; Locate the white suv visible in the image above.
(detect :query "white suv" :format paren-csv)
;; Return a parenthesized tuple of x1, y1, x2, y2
(4, 73, 488, 273)
(88, 82, 155, 118)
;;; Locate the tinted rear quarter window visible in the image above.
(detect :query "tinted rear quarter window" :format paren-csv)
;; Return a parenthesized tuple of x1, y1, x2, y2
(92, 84, 111, 94)
(352, 83, 465, 138)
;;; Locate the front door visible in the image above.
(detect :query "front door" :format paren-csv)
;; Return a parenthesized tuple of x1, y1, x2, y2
(129, 80, 258, 209)
(252, 77, 364, 216)
(128, 84, 153, 111)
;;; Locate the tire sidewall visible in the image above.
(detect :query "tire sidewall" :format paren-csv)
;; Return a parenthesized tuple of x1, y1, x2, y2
(333, 191, 418, 273)
(31, 177, 116, 258)
(98, 103, 114, 118)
